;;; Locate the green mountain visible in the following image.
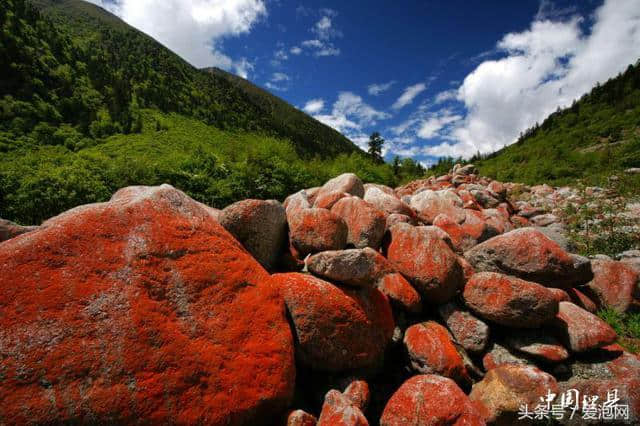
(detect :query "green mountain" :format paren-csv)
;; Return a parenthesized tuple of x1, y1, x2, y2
(430, 60, 640, 187)
(0, 0, 424, 225)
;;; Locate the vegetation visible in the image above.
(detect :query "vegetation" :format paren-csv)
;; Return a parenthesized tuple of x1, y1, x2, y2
(598, 307, 640, 353)
(428, 60, 640, 189)
(0, 0, 426, 225)
(367, 132, 384, 162)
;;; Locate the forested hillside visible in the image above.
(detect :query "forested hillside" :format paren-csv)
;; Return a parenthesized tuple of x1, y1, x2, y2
(0, 0, 425, 224)
(429, 60, 640, 186)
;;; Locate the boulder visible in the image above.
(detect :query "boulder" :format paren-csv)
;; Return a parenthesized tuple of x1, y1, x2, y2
(380, 375, 486, 426)
(530, 213, 560, 227)
(274, 273, 394, 372)
(585, 259, 638, 313)
(343, 380, 370, 412)
(464, 228, 590, 287)
(403, 321, 470, 385)
(313, 191, 350, 210)
(306, 248, 389, 288)
(364, 186, 415, 217)
(287, 410, 318, 426)
(567, 287, 598, 313)
(284, 190, 311, 215)
(482, 343, 533, 371)
(331, 197, 387, 249)
(535, 223, 575, 252)
(317, 390, 368, 426)
(0, 185, 295, 425)
(288, 208, 348, 256)
(438, 301, 490, 353)
(385, 223, 464, 304)
(552, 302, 617, 352)
(505, 330, 569, 363)
(469, 365, 559, 425)
(409, 190, 466, 224)
(463, 272, 559, 328)
(0, 218, 38, 242)
(219, 199, 287, 269)
(377, 272, 423, 314)
(318, 173, 365, 199)
(385, 213, 417, 229)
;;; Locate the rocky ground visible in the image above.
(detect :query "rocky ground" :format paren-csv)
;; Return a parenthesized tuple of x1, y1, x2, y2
(0, 165, 639, 425)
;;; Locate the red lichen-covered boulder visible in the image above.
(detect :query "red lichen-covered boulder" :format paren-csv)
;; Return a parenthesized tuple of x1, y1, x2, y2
(219, 199, 287, 269)
(274, 273, 394, 372)
(464, 228, 590, 287)
(409, 189, 466, 224)
(286, 410, 318, 426)
(404, 322, 471, 385)
(306, 248, 390, 288)
(469, 365, 559, 425)
(463, 272, 559, 328)
(343, 380, 370, 412)
(288, 208, 348, 256)
(380, 375, 486, 426)
(585, 259, 638, 313)
(0, 217, 38, 242)
(331, 197, 387, 249)
(552, 302, 617, 352)
(385, 223, 464, 304)
(0, 185, 295, 425)
(567, 287, 598, 313)
(505, 330, 569, 363)
(317, 173, 365, 200)
(363, 187, 415, 217)
(385, 213, 417, 229)
(438, 302, 490, 353)
(284, 190, 311, 215)
(548, 288, 571, 303)
(314, 191, 350, 210)
(317, 390, 369, 426)
(377, 272, 423, 314)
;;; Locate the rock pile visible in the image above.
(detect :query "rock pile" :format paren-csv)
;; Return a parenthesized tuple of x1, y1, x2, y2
(1, 168, 638, 425)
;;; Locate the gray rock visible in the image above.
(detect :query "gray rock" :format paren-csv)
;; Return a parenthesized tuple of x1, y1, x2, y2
(0, 218, 38, 242)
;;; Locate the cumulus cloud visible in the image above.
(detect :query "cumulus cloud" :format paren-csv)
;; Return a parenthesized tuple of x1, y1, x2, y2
(271, 72, 289, 82)
(368, 81, 396, 96)
(86, 0, 266, 77)
(290, 46, 303, 55)
(300, 39, 340, 57)
(303, 98, 325, 114)
(417, 112, 463, 139)
(392, 83, 427, 110)
(312, 15, 342, 40)
(423, 0, 640, 158)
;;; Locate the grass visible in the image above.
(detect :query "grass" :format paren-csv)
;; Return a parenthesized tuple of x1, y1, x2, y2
(597, 308, 640, 353)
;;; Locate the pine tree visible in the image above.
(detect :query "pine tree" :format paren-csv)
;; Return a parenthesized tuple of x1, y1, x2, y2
(368, 132, 384, 162)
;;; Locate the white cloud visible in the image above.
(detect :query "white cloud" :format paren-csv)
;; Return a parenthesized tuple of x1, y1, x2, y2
(368, 81, 396, 96)
(265, 82, 287, 91)
(312, 15, 342, 40)
(86, 0, 266, 78)
(417, 112, 463, 139)
(271, 72, 289, 82)
(301, 39, 341, 57)
(234, 57, 254, 79)
(290, 46, 303, 55)
(434, 89, 458, 104)
(303, 98, 325, 114)
(274, 49, 288, 61)
(392, 83, 427, 110)
(423, 0, 640, 158)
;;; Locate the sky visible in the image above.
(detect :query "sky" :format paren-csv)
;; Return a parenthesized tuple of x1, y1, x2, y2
(87, 0, 640, 166)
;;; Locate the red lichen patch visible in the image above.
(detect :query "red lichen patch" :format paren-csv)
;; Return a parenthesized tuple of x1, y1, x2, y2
(343, 380, 370, 412)
(331, 197, 387, 250)
(0, 185, 295, 425)
(385, 223, 464, 304)
(380, 375, 486, 426)
(288, 208, 348, 256)
(567, 287, 598, 313)
(463, 272, 559, 328)
(377, 273, 422, 314)
(314, 191, 350, 210)
(274, 273, 394, 372)
(404, 322, 471, 385)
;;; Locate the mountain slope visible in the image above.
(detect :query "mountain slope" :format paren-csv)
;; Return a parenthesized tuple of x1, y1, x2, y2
(1, 0, 426, 225)
(470, 60, 640, 185)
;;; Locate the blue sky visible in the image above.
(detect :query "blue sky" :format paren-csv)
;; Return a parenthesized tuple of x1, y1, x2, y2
(89, 0, 640, 166)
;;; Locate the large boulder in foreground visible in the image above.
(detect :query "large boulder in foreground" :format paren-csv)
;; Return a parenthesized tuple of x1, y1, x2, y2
(274, 273, 394, 372)
(219, 199, 287, 269)
(380, 375, 486, 426)
(463, 272, 559, 328)
(469, 364, 559, 425)
(0, 185, 295, 425)
(464, 228, 591, 287)
(385, 223, 464, 304)
(585, 259, 638, 313)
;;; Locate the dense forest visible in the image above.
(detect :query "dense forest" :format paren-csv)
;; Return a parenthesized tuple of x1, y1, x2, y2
(429, 60, 640, 186)
(0, 0, 425, 225)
